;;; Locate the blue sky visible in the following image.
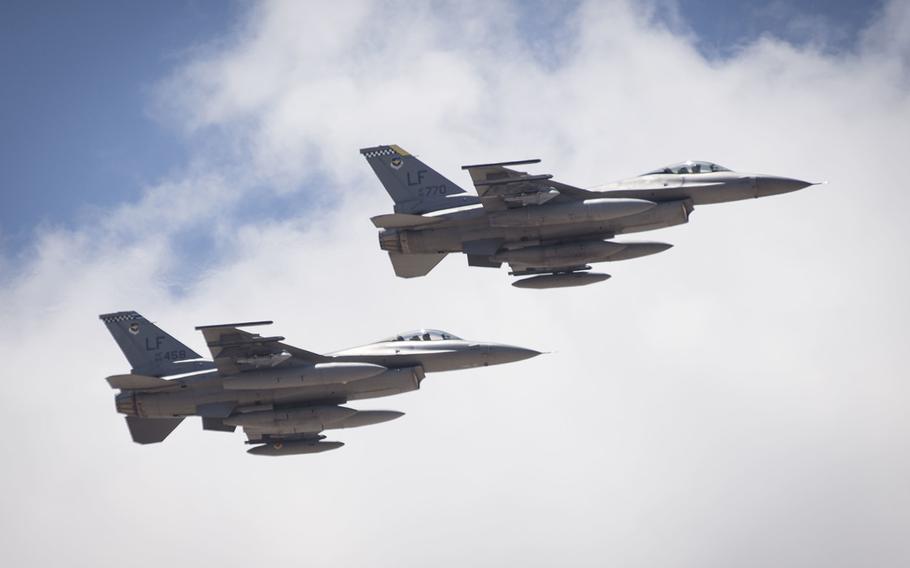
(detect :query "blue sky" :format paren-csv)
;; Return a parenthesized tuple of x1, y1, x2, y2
(684, 0, 883, 56)
(0, 0, 882, 253)
(0, 1, 238, 248)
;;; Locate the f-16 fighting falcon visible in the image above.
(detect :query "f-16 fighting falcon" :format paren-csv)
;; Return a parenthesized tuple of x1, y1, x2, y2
(100, 311, 539, 456)
(361, 145, 818, 288)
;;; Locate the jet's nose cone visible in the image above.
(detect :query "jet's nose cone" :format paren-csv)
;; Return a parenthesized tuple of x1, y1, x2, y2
(486, 345, 542, 365)
(756, 176, 813, 197)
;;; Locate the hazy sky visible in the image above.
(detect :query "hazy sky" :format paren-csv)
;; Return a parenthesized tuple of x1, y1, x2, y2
(1, 1, 908, 567)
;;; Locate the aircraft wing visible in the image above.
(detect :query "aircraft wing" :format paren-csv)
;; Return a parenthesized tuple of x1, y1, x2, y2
(196, 321, 328, 375)
(461, 159, 598, 211)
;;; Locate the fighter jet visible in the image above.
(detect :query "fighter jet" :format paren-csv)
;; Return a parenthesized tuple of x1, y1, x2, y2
(361, 145, 818, 288)
(100, 311, 539, 456)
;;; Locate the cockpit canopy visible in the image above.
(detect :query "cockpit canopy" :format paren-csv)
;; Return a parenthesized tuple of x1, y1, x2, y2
(379, 329, 462, 342)
(642, 160, 732, 176)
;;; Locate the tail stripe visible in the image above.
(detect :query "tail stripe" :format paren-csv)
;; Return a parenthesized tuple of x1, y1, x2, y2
(100, 312, 142, 323)
(361, 147, 398, 159)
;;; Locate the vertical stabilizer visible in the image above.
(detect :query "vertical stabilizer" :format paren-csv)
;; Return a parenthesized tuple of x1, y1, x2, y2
(360, 145, 480, 214)
(99, 311, 215, 377)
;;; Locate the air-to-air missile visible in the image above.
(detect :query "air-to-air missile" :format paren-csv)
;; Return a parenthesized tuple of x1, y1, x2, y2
(360, 145, 818, 288)
(100, 312, 540, 456)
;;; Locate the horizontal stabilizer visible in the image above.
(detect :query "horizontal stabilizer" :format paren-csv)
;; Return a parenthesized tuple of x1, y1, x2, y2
(125, 416, 183, 444)
(388, 252, 447, 278)
(155, 360, 217, 376)
(106, 374, 173, 390)
(370, 213, 442, 229)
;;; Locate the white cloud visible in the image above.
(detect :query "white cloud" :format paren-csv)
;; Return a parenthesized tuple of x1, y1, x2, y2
(2, 1, 909, 566)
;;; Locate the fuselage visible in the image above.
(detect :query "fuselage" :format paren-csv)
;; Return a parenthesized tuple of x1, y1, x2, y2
(379, 200, 691, 255)
(378, 170, 812, 257)
(594, 171, 810, 204)
(116, 336, 539, 419)
(330, 338, 538, 371)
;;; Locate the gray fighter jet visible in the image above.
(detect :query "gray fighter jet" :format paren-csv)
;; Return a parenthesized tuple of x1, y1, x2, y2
(101, 312, 539, 456)
(361, 145, 818, 288)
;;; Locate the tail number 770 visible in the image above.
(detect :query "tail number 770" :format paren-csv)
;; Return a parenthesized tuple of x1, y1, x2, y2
(419, 185, 448, 197)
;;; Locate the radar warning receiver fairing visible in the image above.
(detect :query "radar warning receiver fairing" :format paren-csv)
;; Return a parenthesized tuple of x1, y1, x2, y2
(100, 311, 540, 456)
(361, 146, 819, 289)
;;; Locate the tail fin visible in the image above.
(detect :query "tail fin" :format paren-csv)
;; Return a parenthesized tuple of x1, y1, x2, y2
(99, 311, 216, 377)
(360, 145, 481, 214)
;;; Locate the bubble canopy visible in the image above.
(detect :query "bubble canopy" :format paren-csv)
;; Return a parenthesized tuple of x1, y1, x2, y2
(641, 160, 732, 176)
(378, 329, 463, 342)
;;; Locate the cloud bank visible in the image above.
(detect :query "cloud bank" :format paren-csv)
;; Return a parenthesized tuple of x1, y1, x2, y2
(1, 1, 909, 566)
